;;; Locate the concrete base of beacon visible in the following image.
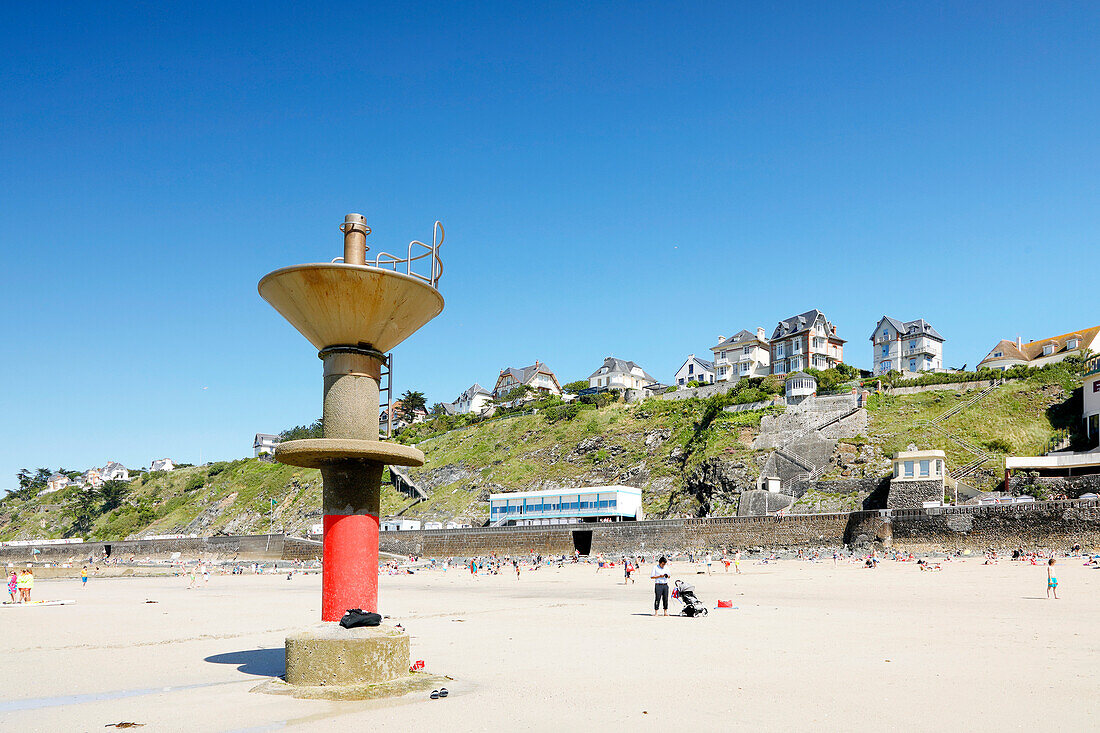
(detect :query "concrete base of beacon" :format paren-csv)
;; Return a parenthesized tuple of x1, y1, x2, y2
(255, 623, 446, 700)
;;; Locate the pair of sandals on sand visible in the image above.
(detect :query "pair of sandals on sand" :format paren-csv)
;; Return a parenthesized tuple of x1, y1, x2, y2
(430, 687, 449, 700)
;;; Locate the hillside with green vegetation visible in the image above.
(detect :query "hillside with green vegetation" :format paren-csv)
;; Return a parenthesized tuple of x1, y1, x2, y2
(0, 359, 1087, 540)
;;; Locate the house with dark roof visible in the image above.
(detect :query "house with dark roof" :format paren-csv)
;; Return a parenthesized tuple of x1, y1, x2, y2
(254, 433, 281, 457)
(492, 361, 562, 398)
(870, 316, 946, 375)
(449, 383, 493, 415)
(977, 325, 1100, 372)
(769, 309, 845, 375)
(588, 357, 658, 392)
(674, 354, 715, 387)
(711, 328, 770, 382)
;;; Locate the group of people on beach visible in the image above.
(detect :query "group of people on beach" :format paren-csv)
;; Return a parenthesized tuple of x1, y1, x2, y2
(6, 565, 34, 603)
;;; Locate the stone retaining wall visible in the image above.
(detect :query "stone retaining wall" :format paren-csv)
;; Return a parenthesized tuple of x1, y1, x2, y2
(885, 379, 999, 396)
(0, 533, 300, 563)
(379, 500, 1100, 556)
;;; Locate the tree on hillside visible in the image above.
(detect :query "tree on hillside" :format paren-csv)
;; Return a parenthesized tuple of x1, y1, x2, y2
(280, 419, 323, 441)
(67, 490, 99, 537)
(563, 380, 589, 394)
(430, 402, 447, 416)
(398, 390, 427, 417)
(98, 480, 130, 512)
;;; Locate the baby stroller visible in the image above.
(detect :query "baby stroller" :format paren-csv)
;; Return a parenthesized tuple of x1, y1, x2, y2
(673, 580, 708, 617)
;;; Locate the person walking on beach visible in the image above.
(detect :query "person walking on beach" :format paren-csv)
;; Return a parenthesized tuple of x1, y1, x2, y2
(81, 566, 88, 588)
(7, 567, 17, 604)
(706, 552, 713, 575)
(733, 550, 742, 574)
(1047, 558, 1059, 599)
(651, 557, 671, 616)
(187, 565, 197, 589)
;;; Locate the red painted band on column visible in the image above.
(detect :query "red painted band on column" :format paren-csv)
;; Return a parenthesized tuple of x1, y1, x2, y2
(321, 513, 379, 622)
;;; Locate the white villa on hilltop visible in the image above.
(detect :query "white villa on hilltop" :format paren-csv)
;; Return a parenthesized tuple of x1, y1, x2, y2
(493, 361, 562, 398)
(871, 316, 946, 375)
(711, 328, 771, 382)
(150, 458, 176, 472)
(770, 309, 845, 375)
(588, 357, 658, 392)
(446, 383, 493, 415)
(254, 433, 280, 457)
(674, 354, 715, 387)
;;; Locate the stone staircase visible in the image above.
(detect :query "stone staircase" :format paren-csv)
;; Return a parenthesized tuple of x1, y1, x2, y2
(388, 465, 428, 501)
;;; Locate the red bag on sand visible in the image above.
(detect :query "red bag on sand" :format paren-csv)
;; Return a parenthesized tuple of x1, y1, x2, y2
(717, 600, 733, 608)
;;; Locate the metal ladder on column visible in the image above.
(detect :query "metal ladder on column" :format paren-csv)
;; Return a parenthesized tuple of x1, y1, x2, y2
(379, 352, 394, 439)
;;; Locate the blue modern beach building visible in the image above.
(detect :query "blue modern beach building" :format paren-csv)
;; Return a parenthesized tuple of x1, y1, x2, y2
(488, 486, 643, 527)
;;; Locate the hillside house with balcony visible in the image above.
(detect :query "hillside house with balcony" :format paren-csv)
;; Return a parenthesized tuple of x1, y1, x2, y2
(769, 310, 845, 376)
(977, 325, 1100, 372)
(493, 361, 562, 399)
(871, 316, 946, 375)
(674, 354, 715, 386)
(711, 328, 770, 382)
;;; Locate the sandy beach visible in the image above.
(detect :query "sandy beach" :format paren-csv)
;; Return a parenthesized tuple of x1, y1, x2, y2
(1, 555, 1097, 731)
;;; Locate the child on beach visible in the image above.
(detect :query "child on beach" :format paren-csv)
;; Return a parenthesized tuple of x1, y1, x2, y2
(7, 567, 16, 603)
(733, 550, 742, 574)
(81, 566, 88, 587)
(1047, 558, 1059, 599)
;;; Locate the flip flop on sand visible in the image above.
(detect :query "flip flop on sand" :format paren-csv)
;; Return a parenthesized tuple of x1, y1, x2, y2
(430, 690, 439, 699)
(439, 688, 449, 698)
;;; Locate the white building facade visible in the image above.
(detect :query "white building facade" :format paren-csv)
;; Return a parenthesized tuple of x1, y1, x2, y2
(674, 354, 715, 387)
(452, 383, 493, 415)
(711, 328, 771, 382)
(1085, 356, 1100, 447)
(254, 433, 280, 457)
(978, 326, 1100, 372)
(588, 357, 657, 391)
(871, 316, 945, 376)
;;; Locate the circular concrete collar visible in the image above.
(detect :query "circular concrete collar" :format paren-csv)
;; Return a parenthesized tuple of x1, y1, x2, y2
(274, 439, 425, 468)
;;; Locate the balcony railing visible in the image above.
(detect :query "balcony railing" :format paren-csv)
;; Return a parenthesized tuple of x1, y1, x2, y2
(335, 220, 445, 289)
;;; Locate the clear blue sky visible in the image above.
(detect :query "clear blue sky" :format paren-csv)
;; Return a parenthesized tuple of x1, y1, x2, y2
(2, 2, 1098, 489)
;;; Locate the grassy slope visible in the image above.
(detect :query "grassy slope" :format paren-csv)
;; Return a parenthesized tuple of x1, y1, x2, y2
(0, 368, 1081, 540)
(865, 368, 1078, 486)
(403, 399, 769, 520)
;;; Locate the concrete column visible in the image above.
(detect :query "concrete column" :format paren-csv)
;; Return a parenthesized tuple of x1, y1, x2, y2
(319, 347, 386, 621)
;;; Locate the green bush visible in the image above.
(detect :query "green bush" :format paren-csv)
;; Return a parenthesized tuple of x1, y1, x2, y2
(183, 474, 205, 492)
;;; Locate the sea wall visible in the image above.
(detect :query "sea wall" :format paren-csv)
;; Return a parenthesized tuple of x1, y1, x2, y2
(380, 500, 1100, 556)
(0, 533, 320, 563)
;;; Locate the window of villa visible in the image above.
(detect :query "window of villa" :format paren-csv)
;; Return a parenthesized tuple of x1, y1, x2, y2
(904, 461, 914, 477)
(744, 346, 751, 355)
(1043, 345, 1054, 356)
(992, 351, 1003, 358)
(1068, 339, 1080, 350)
(919, 460, 930, 477)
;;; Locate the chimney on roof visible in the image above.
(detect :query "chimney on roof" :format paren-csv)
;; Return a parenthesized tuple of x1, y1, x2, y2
(831, 325, 837, 335)
(717, 335, 725, 343)
(1017, 336, 1023, 349)
(757, 327, 765, 341)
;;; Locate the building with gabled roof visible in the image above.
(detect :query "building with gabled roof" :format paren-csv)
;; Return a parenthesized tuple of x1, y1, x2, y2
(449, 383, 493, 415)
(588, 357, 658, 392)
(871, 316, 946, 375)
(711, 328, 770, 382)
(977, 325, 1100, 371)
(770, 309, 845, 375)
(492, 361, 562, 398)
(674, 354, 715, 387)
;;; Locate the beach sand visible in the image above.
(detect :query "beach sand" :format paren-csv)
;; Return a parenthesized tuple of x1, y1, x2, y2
(1, 556, 1097, 731)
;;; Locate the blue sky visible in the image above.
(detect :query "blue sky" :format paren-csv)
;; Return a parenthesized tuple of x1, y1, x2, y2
(1, 2, 1098, 489)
